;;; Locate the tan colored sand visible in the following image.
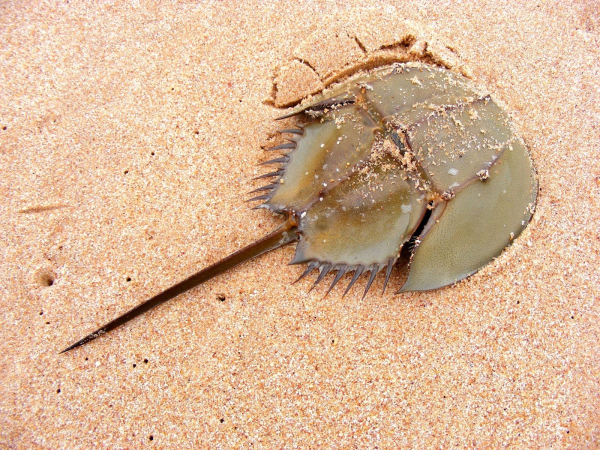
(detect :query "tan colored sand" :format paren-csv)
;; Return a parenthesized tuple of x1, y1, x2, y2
(1, 1, 599, 448)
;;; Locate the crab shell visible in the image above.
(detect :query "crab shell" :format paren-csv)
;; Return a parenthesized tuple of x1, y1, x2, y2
(253, 63, 538, 294)
(60, 62, 539, 353)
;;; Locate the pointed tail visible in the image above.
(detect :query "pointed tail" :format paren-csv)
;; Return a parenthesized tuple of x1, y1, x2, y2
(61, 217, 298, 353)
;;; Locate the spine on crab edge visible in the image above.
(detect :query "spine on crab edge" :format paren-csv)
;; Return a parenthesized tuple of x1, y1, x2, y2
(60, 217, 298, 353)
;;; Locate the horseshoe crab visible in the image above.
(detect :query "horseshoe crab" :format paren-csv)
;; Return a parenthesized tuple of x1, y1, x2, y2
(62, 62, 537, 353)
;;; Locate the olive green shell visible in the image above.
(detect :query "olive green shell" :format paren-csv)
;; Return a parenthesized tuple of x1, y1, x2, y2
(257, 63, 537, 293)
(61, 62, 539, 353)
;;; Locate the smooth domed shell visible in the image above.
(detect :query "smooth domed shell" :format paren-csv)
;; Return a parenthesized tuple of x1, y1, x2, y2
(400, 137, 537, 291)
(263, 62, 537, 292)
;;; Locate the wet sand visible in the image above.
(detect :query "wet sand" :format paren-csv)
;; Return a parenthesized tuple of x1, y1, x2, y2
(1, 1, 598, 448)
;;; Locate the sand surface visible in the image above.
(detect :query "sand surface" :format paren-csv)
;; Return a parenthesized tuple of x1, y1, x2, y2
(1, 1, 599, 448)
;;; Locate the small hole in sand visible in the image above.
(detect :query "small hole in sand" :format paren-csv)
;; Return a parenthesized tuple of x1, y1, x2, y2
(126, 277, 132, 282)
(220, 418, 225, 423)
(2, 126, 6, 131)
(124, 170, 129, 174)
(133, 363, 137, 368)
(149, 435, 154, 441)
(36, 269, 55, 287)
(151, 152, 155, 156)
(57, 388, 61, 393)
(217, 294, 226, 302)
(144, 358, 149, 364)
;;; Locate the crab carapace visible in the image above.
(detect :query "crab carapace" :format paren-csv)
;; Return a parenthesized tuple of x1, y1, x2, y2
(61, 63, 537, 353)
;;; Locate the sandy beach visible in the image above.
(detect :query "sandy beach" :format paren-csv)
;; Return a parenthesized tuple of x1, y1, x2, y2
(1, 1, 598, 448)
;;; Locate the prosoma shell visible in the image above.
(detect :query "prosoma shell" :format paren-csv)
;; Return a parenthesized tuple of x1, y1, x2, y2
(62, 62, 537, 353)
